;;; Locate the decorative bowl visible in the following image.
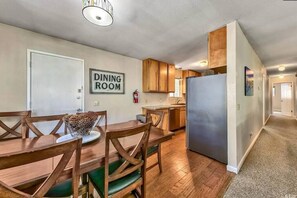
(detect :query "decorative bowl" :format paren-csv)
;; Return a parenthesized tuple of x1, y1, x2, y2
(63, 112, 99, 137)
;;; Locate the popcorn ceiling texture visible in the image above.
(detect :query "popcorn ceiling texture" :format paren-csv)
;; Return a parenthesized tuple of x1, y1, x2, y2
(224, 114, 297, 198)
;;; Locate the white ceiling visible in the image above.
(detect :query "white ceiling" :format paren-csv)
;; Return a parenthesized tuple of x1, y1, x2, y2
(0, 0, 297, 74)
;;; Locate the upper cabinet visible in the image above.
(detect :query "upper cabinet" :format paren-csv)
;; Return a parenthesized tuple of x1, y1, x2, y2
(159, 62, 168, 92)
(208, 26, 227, 69)
(182, 70, 201, 94)
(175, 69, 183, 79)
(142, 59, 175, 93)
(143, 59, 159, 92)
(168, 64, 175, 92)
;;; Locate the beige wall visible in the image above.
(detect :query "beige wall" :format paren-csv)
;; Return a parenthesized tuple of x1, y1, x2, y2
(0, 23, 170, 124)
(227, 21, 266, 172)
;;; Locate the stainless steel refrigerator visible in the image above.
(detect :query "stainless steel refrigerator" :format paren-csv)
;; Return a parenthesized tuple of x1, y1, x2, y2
(186, 74, 227, 164)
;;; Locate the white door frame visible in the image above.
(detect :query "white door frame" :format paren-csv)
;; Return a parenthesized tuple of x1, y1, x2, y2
(272, 81, 294, 116)
(27, 49, 85, 111)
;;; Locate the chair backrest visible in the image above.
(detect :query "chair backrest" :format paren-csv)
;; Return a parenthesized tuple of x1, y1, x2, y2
(146, 110, 164, 128)
(0, 111, 31, 140)
(0, 138, 82, 198)
(104, 123, 151, 196)
(94, 111, 107, 131)
(25, 114, 67, 137)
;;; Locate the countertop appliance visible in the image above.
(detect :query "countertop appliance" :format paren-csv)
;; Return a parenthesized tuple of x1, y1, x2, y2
(186, 74, 227, 164)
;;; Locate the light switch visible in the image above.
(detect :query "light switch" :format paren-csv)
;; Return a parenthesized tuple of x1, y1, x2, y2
(237, 104, 240, 110)
(94, 101, 100, 106)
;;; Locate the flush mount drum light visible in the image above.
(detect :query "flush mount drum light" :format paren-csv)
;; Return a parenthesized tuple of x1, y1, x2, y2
(82, 0, 113, 26)
(199, 60, 208, 67)
(278, 65, 285, 71)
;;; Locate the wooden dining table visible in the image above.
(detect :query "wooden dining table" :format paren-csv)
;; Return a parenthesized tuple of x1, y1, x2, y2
(0, 120, 174, 189)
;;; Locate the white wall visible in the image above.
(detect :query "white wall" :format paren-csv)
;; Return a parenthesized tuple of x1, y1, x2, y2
(227, 21, 265, 173)
(0, 23, 170, 124)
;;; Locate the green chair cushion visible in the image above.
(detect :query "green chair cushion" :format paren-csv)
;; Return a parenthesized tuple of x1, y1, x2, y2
(45, 179, 73, 197)
(88, 160, 141, 197)
(147, 145, 159, 156)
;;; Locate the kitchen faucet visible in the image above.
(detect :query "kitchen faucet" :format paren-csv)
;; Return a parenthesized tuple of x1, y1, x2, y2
(176, 98, 181, 104)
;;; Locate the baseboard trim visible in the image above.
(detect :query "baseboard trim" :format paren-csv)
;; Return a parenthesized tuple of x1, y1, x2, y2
(264, 114, 271, 125)
(226, 165, 238, 174)
(238, 127, 263, 173)
(227, 127, 263, 174)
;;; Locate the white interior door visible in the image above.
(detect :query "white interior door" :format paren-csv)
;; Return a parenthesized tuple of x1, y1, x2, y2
(28, 51, 84, 134)
(281, 83, 292, 116)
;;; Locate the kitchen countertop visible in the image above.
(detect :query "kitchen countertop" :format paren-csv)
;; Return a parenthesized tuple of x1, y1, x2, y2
(142, 104, 186, 110)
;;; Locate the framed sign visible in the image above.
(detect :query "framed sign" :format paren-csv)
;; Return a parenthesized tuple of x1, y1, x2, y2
(244, 66, 254, 96)
(90, 68, 125, 94)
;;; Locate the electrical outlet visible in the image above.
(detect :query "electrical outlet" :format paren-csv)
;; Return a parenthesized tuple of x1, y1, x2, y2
(94, 101, 100, 106)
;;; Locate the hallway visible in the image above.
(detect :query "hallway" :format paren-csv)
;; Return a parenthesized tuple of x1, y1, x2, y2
(224, 115, 297, 198)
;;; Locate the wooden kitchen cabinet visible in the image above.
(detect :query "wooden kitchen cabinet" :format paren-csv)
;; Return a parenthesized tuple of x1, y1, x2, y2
(208, 26, 227, 68)
(182, 70, 201, 94)
(159, 62, 168, 92)
(175, 69, 183, 79)
(143, 59, 159, 92)
(142, 59, 175, 93)
(180, 107, 186, 127)
(168, 64, 175, 93)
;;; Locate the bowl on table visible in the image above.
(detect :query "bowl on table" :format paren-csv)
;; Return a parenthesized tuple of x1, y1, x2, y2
(63, 112, 100, 138)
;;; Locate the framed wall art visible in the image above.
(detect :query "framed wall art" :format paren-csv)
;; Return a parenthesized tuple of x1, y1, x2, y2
(244, 66, 254, 96)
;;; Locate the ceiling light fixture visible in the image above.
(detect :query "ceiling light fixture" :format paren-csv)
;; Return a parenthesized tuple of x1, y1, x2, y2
(82, 0, 113, 26)
(199, 60, 208, 67)
(278, 65, 285, 71)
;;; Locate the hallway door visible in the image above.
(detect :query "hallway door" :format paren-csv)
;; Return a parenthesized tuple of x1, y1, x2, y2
(281, 83, 292, 116)
(28, 50, 84, 135)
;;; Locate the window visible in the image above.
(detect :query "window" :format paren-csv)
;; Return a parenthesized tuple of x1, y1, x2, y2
(170, 79, 182, 97)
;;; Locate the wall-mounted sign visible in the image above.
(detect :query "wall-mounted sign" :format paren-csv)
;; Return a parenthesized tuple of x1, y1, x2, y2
(90, 69, 125, 94)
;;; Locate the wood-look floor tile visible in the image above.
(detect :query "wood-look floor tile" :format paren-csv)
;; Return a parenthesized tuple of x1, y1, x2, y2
(146, 131, 234, 198)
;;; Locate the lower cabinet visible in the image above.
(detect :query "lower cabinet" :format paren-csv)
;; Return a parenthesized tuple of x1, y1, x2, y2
(180, 108, 186, 127)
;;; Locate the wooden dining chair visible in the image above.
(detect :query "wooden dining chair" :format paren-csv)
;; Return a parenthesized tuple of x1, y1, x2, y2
(87, 122, 151, 198)
(145, 110, 165, 173)
(95, 110, 107, 132)
(0, 111, 31, 140)
(0, 138, 82, 198)
(25, 114, 67, 137)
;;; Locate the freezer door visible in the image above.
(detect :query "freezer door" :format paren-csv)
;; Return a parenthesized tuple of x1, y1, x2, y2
(186, 74, 227, 164)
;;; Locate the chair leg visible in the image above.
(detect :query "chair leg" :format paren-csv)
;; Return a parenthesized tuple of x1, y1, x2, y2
(141, 184, 146, 198)
(82, 173, 88, 198)
(157, 145, 162, 173)
(88, 180, 94, 197)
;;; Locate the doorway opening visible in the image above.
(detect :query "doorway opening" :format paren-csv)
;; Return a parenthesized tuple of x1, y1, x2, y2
(272, 82, 293, 117)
